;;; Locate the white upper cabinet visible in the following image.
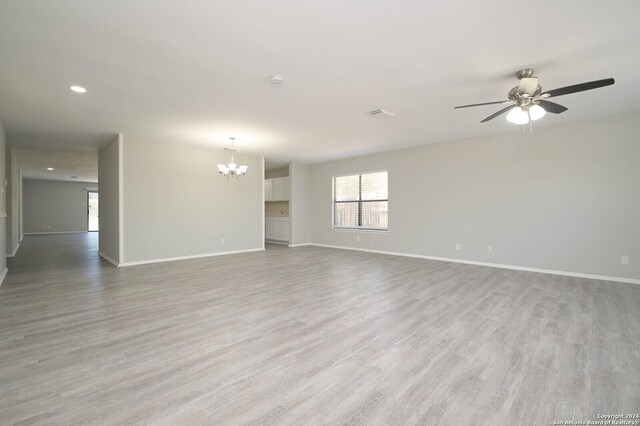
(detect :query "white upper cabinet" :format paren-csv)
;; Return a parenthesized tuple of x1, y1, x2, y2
(265, 177, 289, 201)
(264, 179, 273, 201)
(282, 177, 289, 201)
(273, 177, 285, 201)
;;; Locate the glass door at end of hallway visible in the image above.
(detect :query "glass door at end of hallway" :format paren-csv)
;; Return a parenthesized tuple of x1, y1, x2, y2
(88, 191, 99, 232)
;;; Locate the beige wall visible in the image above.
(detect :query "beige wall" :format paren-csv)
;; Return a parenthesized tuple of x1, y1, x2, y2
(23, 179, 96, 234)
(98, 135, 122, 264)
(122, 135, 264, 264)
(310, 111, 640, 281)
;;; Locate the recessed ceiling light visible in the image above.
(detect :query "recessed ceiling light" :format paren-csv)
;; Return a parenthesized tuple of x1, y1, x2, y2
(70, 85, 87, 93)
(47, 167, 54, 171)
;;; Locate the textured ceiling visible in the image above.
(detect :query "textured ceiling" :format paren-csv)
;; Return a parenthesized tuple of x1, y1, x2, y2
(1, 0, 639, 165)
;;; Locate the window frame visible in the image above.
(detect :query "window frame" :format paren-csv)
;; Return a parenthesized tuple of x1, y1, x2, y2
(331, 170, 389, 232)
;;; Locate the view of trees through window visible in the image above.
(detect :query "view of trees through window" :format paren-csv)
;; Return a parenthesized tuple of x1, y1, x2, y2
(333, 171, 388, 230)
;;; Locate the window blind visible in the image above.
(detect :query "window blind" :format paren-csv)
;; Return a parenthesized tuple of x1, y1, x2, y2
(333, 171, 388, 230)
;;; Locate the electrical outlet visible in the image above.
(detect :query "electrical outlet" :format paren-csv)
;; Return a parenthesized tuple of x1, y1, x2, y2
(487, 246, 492, 254)
(621, 256, 629, 265)
(356, 235, 360, 242)
(220, 238, 225, 245)
(455, 243, 461, 251)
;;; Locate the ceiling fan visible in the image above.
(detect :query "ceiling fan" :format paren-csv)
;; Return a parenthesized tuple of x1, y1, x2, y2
(454, 68, 615, 130)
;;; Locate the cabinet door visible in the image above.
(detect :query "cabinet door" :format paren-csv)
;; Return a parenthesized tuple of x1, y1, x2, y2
(283, 177, 290, 201)
(264, 179, 273, 201)
(277, 219, 290, 242)
(273, 177, 285, 201)
(265, 219, 278, 240)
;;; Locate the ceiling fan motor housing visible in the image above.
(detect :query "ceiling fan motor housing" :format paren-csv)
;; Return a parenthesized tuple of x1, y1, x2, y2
(515, 68, 535, 79)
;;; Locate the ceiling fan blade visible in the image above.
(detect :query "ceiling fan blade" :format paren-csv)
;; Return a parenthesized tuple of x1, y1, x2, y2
(538, 100, 568, 114)
(518, 77, 538, 96)
(541, 78, 615, 98)
(454, 100, 511, 109)
(480, 105, 513, 123)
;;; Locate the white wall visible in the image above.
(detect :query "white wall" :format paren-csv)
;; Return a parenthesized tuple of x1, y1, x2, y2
(310, 111, 640, 282)
(5, 148, 19, 256)
(98, 135, 122, 264)
(23, 179, 96, 234)
(122, 135, 264, 264)
(19, 169, 23, 241)
(0, 117, 8, 281)
(289, 162, 311, 246)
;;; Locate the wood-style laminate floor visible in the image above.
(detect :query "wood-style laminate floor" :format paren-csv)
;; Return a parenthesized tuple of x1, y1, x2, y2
(1, 234, 639, 425)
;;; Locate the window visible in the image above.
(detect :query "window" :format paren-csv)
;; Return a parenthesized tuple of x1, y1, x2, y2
(333, 171, 388, 230)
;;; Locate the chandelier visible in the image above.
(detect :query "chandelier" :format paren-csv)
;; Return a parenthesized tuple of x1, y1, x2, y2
(217, 137, 248, 179)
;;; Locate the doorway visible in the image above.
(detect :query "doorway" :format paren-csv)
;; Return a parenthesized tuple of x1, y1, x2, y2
(88, 191, 99, 232)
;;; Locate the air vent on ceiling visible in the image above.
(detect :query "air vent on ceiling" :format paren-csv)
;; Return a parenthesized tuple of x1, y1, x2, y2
(368, 108, 395, 118)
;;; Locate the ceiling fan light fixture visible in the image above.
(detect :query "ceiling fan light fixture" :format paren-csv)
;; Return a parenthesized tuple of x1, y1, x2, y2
(506, 107, 529, 125)
(528, 104, 546, 121)
(455, 69, 614, 129)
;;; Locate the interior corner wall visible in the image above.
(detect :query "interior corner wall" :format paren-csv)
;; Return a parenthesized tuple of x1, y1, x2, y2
(289, 162, 311, 245)
(98, 134, 122, 264)
(6, 148, 20, 256)
(122, 135, 263, 264)
(23, 179, 96, 234)
(0, 117, 7, 278)
(310, 111, 640, 282)
(265, 166, 289, 179)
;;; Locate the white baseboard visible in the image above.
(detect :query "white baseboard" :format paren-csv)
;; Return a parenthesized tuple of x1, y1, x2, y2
(6, 243, 19, 258)
(310, 243, 640, 285)
(0, 267, 7, 287)
(119, 247, 265, 267)
(98, 251, 120, 267)
(288, 243, 312, 248)
(24, 231, 87, 236)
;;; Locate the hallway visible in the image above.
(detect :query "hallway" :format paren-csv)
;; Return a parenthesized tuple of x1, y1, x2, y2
(7, 232, 99, 272)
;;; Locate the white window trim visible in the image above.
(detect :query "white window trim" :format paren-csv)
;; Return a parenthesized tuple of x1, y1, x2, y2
(331, 170, 389, 232)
